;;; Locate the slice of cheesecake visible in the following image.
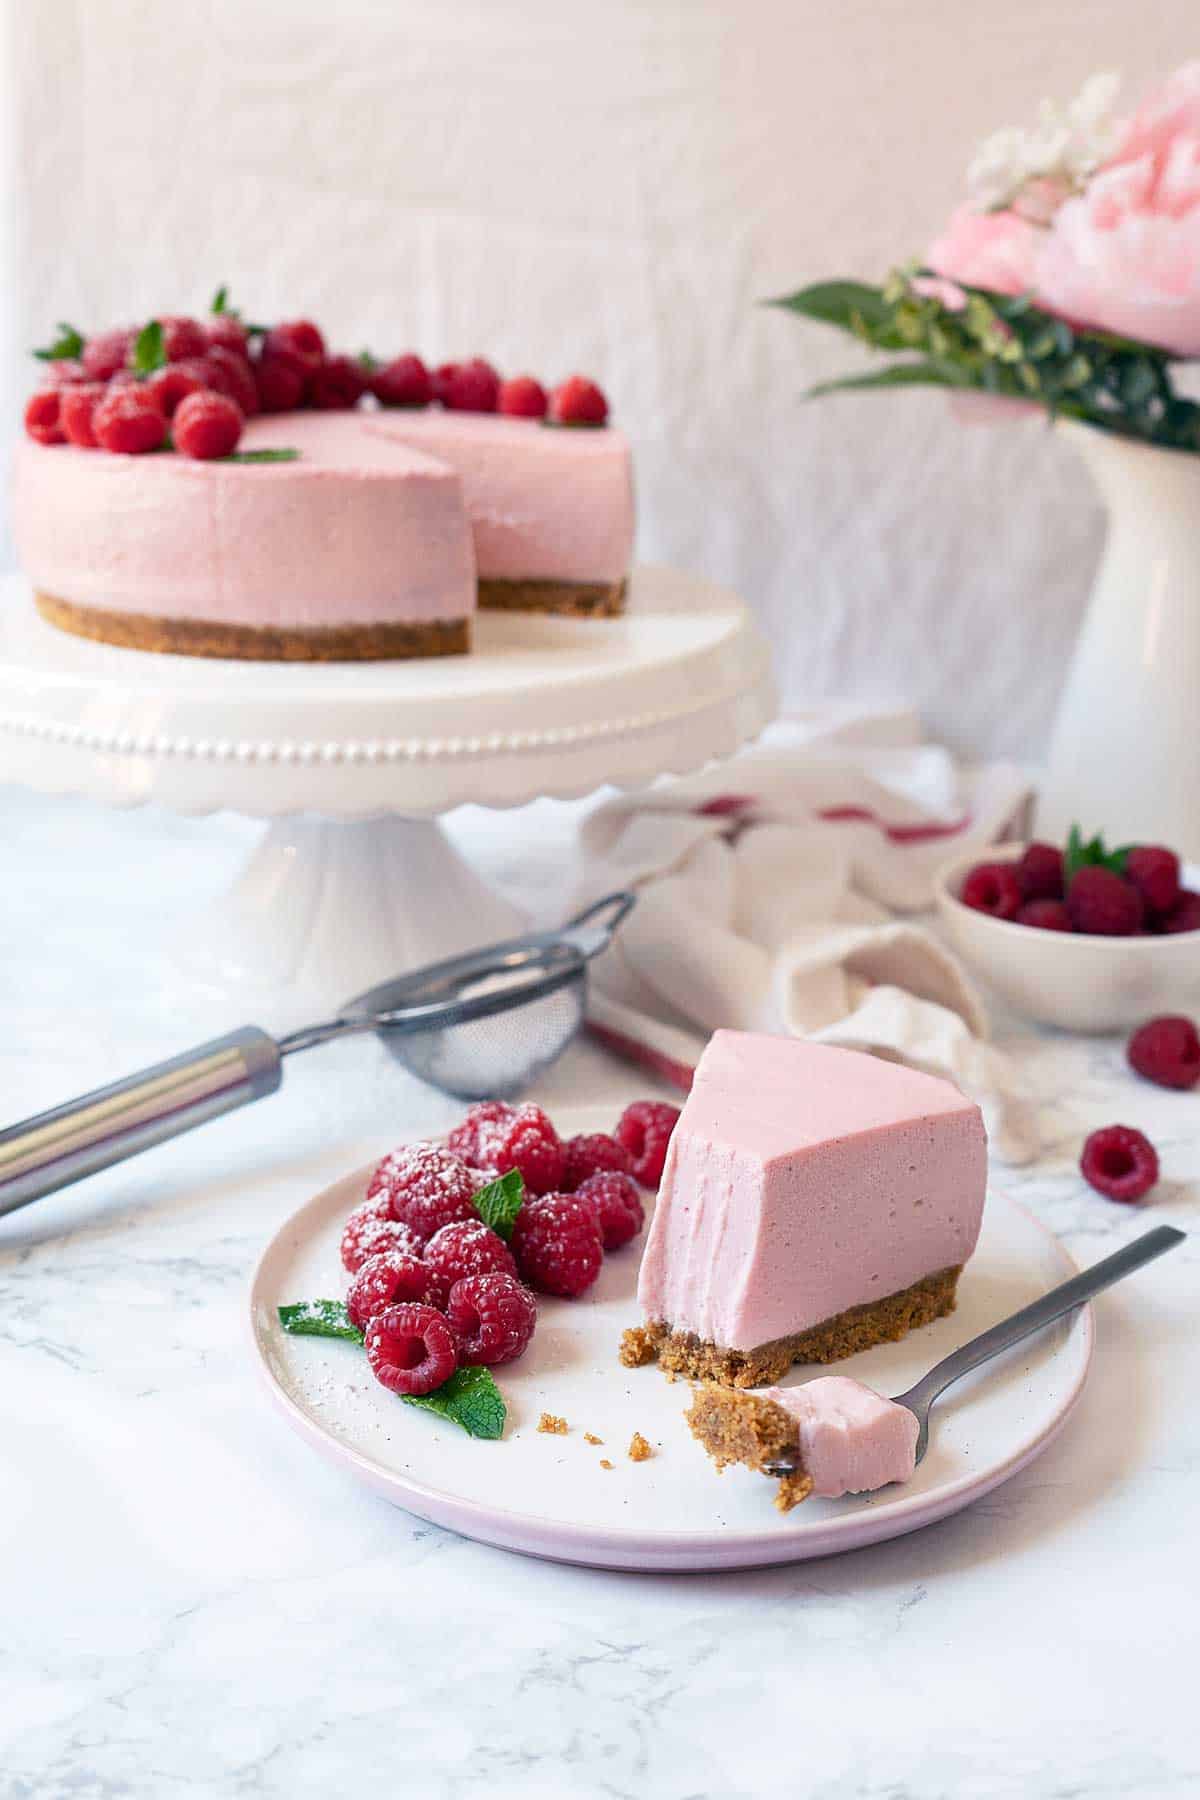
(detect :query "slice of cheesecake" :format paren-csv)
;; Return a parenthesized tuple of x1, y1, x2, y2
(621, 1031, 986, 1387)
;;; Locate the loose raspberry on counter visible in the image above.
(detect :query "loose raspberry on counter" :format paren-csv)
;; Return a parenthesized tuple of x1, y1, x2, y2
(423, 1218, 518, 1288)
(1014, 899, 1073, 932)
(446, 1273, 537, 1365)
(372, 353, 433, 408)
(264, 318, 326, 375)
(1016, 841, 1065, 901)
(511, 1193, 604, 1297)
(614, 1100, 681, 1188)
(173, 390, 243, 460)
(82, 328, 133, 381)
(92, 386, 167, 455)
(549, 375, 609, 426)
(576, 1170, 644, 1250)
(24, 389, 65, 445)
(205, 313, 250, 355)
(1126, 845, 1182, 918)
(159, 315, 209, 363)
(147, 364, 205, 420)
(561, 1131, 635, 1191)
(346, 1248, 448, 1331)
(448, 1101, 566, 1196)
(960, 862, 1023, 921)
(499, 375, 548, 418)
(255, 353, 306, 413)
(1080, 1124, 1159, 1203)
(59, 382, 107, 448)
(204, 347, 259, 417)
(307, 354, 368, 410)
(365, 1302, 458, 1396)
(340, 1199, 422, 1274)
(366, 1142, 479, 1243)
(1067, 865, 1143, 936)
(1159, 890, 1200, 934)
(436, 358, 501, 412)
(1127, 1016, 1200, 1090)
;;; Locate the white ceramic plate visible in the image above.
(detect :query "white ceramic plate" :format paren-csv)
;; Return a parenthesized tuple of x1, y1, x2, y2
(249, 1108, 1093, 1572)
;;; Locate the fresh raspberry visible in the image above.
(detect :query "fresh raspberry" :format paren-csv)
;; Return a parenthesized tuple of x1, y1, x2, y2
(446, 1273, 537, 1365)
(339, 1199, 422, 1274)
(498, 374, 548, 418)
(436, 358, 501, 412)
(423, 1218, 518, 1288)
(263, 319, 325, 376)
(365, 1302, 458, 1396)
(307, 354, 368, 410)
(371, 353, 432, 407)
(59, 382, 107, 448)
(255, 353, 306, 413)
(346, 1247, 447, 1330)
(1067, 865, 1143, 936)
(447, 1101, 566, 1196)
(511, 1193, 603, 1297)
(159, 316, 209, 363)
(960, 861, 1023, 921)
(1079, 1124, 1159, 1203)
(92, 386, 167, 455)
(549, 375, 609, 426)
(173, 390, 243, 460)
(1015, 899, 1073, 932)
(82, 328, 133, 381)
(576, 1170, 644, 1250)
(204, 347, 259, 417)
(46, 359, 85, 385)
(1127, 1015, 1200, 1090)
(24, 389, 64, 445)
(1016, 841, 1064, 901)
(561, 1131, 635, 1191)
(614, 1100, 681, 1187)
(1158, 889, 1200, 935)
(1126, 845, 1181, 917)
(205, 314, 250, 355)
(146, 364, 204, 420)
(366, 1142, 479, 1243)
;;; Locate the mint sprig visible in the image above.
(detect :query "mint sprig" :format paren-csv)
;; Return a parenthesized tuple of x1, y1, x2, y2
(402, 1365, 506, 1439)
(132, 320, 166, 377)
(472, 1168, 524, 1240)
(1064, 823, 1134, 886)
(278, 1299, 363, 1341)
(33, 322, 85, 362)
(211, 284, 231, 315)
(224, 448, 301, 463)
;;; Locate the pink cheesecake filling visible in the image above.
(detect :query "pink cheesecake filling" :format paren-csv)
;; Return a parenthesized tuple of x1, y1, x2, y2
(638, 1031, 987, 1351)
(764, 1377, 919, 1497)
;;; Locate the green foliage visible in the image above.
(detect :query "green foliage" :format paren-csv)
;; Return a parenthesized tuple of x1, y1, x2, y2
(33, 323, 85, 362)
(1064, 825, 1132, 886)
(278, 1299, 363, 1342)
(402, 1366, 507, 1439)
(472, 1168, 525, 1241)
(131, 320, 166, 377)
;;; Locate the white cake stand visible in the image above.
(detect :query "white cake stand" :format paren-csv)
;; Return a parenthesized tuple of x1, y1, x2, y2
(0, 565, 774, 1014)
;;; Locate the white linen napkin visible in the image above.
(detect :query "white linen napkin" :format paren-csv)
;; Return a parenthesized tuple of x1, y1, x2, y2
(572, 709, 1040, 1164)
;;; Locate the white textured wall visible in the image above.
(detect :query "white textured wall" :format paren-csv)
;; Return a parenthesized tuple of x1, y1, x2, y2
(2, 0, 1196, 755)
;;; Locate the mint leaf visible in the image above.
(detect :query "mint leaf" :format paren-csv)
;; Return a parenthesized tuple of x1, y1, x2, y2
(473, 1168, 524, 1240)
(278, 1299, 363, 1342)
(224, 448, 301, 463)
(132, 320, 165, 377)
(403, 1365, 506, 1439)
(33, 322, 85, 362)
(1064, 824, 1132, 884)
(358, 348, 378, 372)
(211, 284, 230, 315)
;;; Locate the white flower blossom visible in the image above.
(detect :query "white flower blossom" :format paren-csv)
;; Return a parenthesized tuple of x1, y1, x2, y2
(967, 71, 1122, 216)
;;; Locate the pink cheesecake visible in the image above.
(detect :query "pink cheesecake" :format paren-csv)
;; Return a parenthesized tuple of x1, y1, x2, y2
(622, 1030, 987, 1386)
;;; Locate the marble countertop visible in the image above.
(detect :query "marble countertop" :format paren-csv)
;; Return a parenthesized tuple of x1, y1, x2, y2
(2, 790, 1197, 1800)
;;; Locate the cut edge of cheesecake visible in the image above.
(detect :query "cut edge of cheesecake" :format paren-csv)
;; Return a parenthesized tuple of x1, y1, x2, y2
(684, 1384, 814, 1513)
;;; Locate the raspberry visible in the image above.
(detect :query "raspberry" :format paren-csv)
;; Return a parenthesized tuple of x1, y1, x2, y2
(59, 382, 107, 448)
(576, 1170, 644, 1250)
(614, 1100, 681, 1187)
(1015, 899, 1073, 932)
(448, 1101, 566, 1196)
(307, 354, 368, 410)
(549, 375, 608, 426)
(255, 353, 306, 413)
(561, 1132, 634, 1191)
(82, 328, 133, 381)
(159, 316, 209, 363)
(24, 389, 64, 445)
(1126, 845, 1181, 917)
(371, 353, 432, 407)
(446, 1273, 537, 1365)
(346, 1248, 447, 1331)
(173, 390, 243, 460)
(1080, 1124, 1159, 1203)
(204, 347, 259, 417)
(46, 359, 85, 385)
(960, 861, 1023, 921)
(1067, 865, 1143, 936)
(1016, 841, 1064, 901)
(366, 1142, 478, 1243)
(511, 1193, 603, 1297)
(146, 364, 204, 419)
(264, 319, 326, 375)
(1127, 1015, 1200, 1090)
(436, 358, 500, 412)
(1158, 889, 1200, 934)
(365, 1303, 458, 1396)
(498, 375, 548, 418)
(205, 314, 250, 355)
(92, 386, 167, 455)
(423, 1218, 518, 1288)
(340, 1200, 422, 1274)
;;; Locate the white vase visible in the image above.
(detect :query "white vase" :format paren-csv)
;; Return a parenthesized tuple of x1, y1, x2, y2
(1038, 422, 1200, 861)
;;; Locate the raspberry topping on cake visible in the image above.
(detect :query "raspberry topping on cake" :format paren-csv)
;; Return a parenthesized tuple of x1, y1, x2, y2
(960, 862, 1023, 921)
(173, 391, 243, 461)
(81, 328, 133, 381)
(446, 1273, 537, 1365)
(372, 354, 433, 408)
(146, 364, 205, 420)
(511, 1193, 604, 1297)
(448, 1101, 566, 1196)
(436, 358, 501, 412)
(346, 1248, 448, 1331)
(263, 319, 326, 375)
(307, 354, 369, 411)
(1080, 1124, 1159, 1203)
(615, 1100, 681, 1187)
(423, 1218, 518, 1288)
(575, 1170, 645, 1250)
(92, 386, 167, 455)
(561, 1132, 635, 1191)
(159, 316, 209, 363)
(364, 1303, 458, 1396)
(1127, 1015, 1200, 1090)
(59, 382, 107, 448)
(549, 375, 609, 426)
(366, 1142, 479, 1243)
(24, 389, 64, 445)
(255, 353, 306, 413)
(499, 375, 548, 418)
(203, 347, 259, 417)
(205, 313, 250, 355)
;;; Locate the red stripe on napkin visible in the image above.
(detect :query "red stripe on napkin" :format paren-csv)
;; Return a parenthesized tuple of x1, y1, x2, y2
(816, 806, 973, 845)
(585, 1021, 695, 1094)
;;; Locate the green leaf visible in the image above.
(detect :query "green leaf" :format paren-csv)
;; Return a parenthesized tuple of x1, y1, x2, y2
(278, 1299, 363, 1342)
(403, 1365, 506, 1439)
(224, 448, 301, 463)
(472, 1168, 524, 1241)
(357, 348, 378, 372)
(33, 322, 85, 362)
(768, 279, 901, 340)
(132, 320, 166, 377)
(211, 284, 229, 315)
(806, 360, 968, 399)
(1064, 824, 1131, 884)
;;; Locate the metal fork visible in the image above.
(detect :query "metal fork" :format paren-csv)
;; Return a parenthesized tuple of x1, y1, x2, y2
(762, 1224, 1185, 1479)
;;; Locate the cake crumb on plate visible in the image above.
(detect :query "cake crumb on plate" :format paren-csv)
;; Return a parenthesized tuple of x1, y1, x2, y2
(584, 1432, 603, 1446)
(628, 1431, 653, 1462)
(599, 1458, 614, 1470)
(538, 1412, 568, 1435)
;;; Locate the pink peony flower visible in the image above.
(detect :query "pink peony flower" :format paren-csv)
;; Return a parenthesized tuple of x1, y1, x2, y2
(910, 274, 968, 311)
(1036, 63, 1200, 354)
(926, 204, 1040, 296)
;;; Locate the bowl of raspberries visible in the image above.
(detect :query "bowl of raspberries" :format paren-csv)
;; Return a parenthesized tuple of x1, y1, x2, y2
(936, 828, 1200, 1031)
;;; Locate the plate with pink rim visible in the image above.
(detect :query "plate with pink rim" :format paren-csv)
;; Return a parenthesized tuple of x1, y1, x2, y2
(249, 1105, 1094, 1572)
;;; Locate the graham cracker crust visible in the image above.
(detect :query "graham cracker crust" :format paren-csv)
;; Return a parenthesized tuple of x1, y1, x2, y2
(477, 576, 627, 618)
(686, 1385, 813, 1513)
(35, 591, 470, 662)
(620, 1265, 962, 1388)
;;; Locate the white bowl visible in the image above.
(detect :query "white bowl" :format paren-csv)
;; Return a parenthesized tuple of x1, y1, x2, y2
(934, 843, 1200, 1032)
